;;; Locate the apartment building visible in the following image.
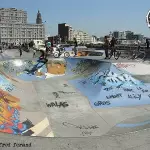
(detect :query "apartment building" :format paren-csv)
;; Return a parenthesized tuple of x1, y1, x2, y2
(0, 8, 45, 44)
(58, 23, 92, 44)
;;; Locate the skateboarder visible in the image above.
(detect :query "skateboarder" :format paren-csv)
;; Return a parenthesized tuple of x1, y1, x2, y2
(39, 50, 45, 59)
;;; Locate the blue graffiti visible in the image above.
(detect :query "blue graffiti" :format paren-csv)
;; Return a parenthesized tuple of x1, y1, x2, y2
(0, 75, 14, 92)
(24, 59, 48, 75)
(66, 59, 150, 108)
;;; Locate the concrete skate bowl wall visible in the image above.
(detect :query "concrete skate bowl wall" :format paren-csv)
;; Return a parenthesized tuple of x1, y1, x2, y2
(0, 79, 54, 137)
(0, 57, 150, 138)
(0, 58, 69, 137)
(65, 58, 150, 108)
(0, 59, 66, 81)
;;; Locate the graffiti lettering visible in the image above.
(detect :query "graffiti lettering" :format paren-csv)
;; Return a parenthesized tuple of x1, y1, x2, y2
(116, 77, 122, 81)
(46, 102, 69, 108)
(106, 93, 122, 99)
(58, 91, 76, 94)
(52, 92, 60, 98)
(137, 87, 148, 93)
(79, 80, 87, 85)
(123, 88, 133, 92)
(128, 94, 141, 100)
(62, 122, 99, 130)
(116, 84, 123, 89)
(81, 131, 92, 136)
(103, 86, 113, 91)
(52, 91, 76, 98)
(94, 101, 111, 106)
(5, 85, 14, 92)
(63, 84, 68, 87)
(129, 80, 136, 85)
(116, 63, 135, 69)
(142, 89, 148, 93)
(137, 87, 142, 90)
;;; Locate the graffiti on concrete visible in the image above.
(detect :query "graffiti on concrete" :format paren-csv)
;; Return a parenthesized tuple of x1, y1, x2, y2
(62, 122, 99, 130)
(0, 75, 15, 92)
(52, 92, 60, 98)
(128, 94, 141, 100)
(94, 101, 111, 106)
(123, 88, 134, 92)
(52, 91, 76, 99)
(106, 93, 122, 99)
(66, 59, 150, 108)
(81, 131, 92, 136)
(46, 102, 69, 108)
(103, 86, 113, 91)
(137, 87, 149, 93)
(0, 89, 27, 134)
(63, 84, 68, 87)
(115, 63, 136, 69)
(0, 59, 66, 81)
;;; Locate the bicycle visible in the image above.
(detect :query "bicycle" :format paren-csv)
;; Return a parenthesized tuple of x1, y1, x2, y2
(108, 47, 121, 60)
(128, 46, 146, 60)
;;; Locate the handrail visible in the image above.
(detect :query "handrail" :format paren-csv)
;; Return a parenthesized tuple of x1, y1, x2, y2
(115, 45, 148, 51)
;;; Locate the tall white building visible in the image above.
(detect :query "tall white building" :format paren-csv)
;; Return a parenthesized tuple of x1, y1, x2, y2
(0, 8, 45, 44)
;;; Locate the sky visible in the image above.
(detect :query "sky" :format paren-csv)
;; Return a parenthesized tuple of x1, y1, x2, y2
(1, 0, 150, 37)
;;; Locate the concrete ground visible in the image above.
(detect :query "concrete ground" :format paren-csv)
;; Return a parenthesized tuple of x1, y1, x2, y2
(0, 49, 150, 150)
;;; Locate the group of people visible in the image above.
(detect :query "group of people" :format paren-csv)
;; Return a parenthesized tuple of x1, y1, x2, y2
(18, 41, 52, 59)
(103, 36, 150, 59)
(103, 36, 117, 59)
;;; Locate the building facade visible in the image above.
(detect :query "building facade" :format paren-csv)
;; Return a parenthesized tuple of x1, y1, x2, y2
(72, 30, 91, 44)
(58, 23, 70, 42)
(58, 23, 91, 44)
(0, 8, 45, 44)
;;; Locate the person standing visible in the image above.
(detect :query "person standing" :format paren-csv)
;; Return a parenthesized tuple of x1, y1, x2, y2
(104, 36, 109, 59)
(146, 39, 149, 49)
(110, 37, 116, 55)
(73, 38, 78, 56)
(19, 46, 22, 57)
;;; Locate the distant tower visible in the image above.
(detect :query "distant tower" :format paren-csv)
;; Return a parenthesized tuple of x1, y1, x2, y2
(36, 10, 42, 24)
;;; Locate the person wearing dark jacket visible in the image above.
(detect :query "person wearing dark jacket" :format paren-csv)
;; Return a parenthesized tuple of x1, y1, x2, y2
(110, 37, 116, 55)
(104, 36, 109, 59)
(146, 39, 149, 49)
(73, 38, 78, 56)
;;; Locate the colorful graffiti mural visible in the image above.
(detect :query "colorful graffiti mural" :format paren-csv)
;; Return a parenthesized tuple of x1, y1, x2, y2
(0, 60, 54, 137)
(0, 59, 66, 81)
(0, 89, 27, 134)
(0, 89, 53, 137)
(113, 62, 150, 75)
(65, 58, 150, 108)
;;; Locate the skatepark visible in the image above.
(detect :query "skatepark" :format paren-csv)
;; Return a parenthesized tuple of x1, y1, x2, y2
(0, 49, 150, 149)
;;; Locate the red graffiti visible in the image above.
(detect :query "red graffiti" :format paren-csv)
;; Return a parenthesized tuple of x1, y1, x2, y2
(115, 63, 135, 69)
